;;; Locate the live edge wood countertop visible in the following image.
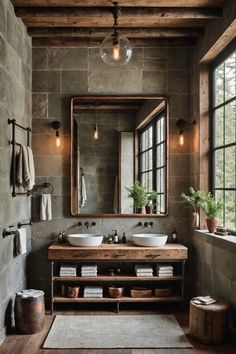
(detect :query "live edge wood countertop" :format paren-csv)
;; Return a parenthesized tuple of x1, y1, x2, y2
(48, 242, 188, 260)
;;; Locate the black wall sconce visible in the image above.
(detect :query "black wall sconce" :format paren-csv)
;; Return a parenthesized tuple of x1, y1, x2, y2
(176, 119, 196, 146)
(52, 121, 61, 148)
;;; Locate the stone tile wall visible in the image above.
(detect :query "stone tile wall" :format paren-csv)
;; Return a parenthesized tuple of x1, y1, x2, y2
(0, 0, 32, 342)
(31, 45, 193, 303)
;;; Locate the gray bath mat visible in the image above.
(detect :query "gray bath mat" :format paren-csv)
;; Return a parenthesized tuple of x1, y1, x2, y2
(43, 315, 193, 349)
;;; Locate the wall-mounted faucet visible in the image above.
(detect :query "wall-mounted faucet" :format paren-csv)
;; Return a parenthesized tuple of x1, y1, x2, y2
(144, 222, 153, 228)
(85, 221, 96, 229)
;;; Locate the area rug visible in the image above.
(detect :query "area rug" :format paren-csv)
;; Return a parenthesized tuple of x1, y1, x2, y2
(43, 315, 193, 349)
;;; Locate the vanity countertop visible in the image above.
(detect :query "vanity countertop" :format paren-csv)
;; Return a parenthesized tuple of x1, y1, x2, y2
(48, 242, 188, 260)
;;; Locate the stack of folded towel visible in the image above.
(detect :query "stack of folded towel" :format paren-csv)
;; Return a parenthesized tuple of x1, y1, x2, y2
(135, 264, 153, 277)
(81, 264, 97, 277)
(59, 264, 77, 277)
(156, 265, 173, 277)
(83, 286, 103, 298)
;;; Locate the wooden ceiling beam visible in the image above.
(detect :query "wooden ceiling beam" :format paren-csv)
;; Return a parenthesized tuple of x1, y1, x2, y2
(28, 27, 204, 38)
(15, 7, 221, 28)
(32, 37, 196, 47)
(11, 0, 226, 8)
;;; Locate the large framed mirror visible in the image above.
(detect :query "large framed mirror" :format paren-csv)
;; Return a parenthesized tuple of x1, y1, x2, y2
(71, 96, 168, 217)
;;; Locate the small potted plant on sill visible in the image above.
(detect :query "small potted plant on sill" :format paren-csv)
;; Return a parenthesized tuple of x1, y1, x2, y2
(201, 192, 224, 233)
(126, 181, 148, 214)
(145, 191, 158, 214)
(181, 187, 205, 228)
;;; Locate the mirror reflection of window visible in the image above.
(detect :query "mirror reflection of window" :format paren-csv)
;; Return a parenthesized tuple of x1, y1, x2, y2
(139, 110, 166, 214)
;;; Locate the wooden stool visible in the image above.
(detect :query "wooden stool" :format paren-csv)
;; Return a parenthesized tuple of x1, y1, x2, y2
(15, 290, 45, 334)
(189, 299, 229, 345)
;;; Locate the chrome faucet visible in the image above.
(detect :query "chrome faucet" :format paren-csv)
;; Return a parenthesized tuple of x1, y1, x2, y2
(85, 221, 96, 229)
(144, 222, 153, 228)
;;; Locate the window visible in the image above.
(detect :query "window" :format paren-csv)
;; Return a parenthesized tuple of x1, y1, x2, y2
(211, 42, 236, 232)
(139, 110, 166, 214)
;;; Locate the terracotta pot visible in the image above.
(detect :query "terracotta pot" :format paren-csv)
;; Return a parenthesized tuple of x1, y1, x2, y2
(136, 207, 146, 214)
(145, 205, 152, 214)
(206, 218, 218, 233)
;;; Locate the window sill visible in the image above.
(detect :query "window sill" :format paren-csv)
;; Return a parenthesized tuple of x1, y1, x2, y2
(194, 229, 236, 251)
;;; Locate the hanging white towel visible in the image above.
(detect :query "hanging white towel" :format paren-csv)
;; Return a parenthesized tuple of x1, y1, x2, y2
(16, 145, 35, 191)
(16, 228, 27, 255)
(113, 176, 118, 213)
(40, 193, 52, 221)
(80, 174, 87, 207)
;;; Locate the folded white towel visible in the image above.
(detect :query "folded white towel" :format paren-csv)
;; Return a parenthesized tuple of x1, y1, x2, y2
(40, 193, 52, 221)
(84, 286, 103, 294)
(16, 228, 27, 255)
(81, 265, 97, 270)
(84, 293, 103, 298)
(136, 273, 153, 277)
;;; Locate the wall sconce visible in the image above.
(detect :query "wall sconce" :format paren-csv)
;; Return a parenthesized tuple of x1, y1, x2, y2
(52, 121, 61, 148)
(176, 119, 196, 146)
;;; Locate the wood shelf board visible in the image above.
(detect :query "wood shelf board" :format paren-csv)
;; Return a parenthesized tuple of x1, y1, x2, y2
(48, 242, 188, 260)
(53, 296, 181, 303)
(53, 275, 183, 281)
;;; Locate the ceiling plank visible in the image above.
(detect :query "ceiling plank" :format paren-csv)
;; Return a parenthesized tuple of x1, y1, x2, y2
(11, 0, 226, 8)
(28, 27, 204, 38)
(15, 7, 221, 28)
(32, 37, 196, 47)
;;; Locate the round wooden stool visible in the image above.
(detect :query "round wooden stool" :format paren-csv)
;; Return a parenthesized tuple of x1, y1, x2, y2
(189, 299, 229, 345)
(15, 290, 45, 334)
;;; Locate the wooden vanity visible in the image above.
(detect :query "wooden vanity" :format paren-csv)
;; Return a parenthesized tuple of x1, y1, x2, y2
(48, 242, 188, 313)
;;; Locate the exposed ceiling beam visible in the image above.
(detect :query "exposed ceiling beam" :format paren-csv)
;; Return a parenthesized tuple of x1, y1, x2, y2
(32, 37, 196, 47)
(28, 27, 204, 38)
(11, 0, 226, 8)
(15, 7, 221, 28)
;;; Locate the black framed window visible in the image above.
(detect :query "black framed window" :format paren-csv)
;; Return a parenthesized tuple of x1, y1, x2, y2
(139, 110, 166, 213)
(211, 42, 236, 233)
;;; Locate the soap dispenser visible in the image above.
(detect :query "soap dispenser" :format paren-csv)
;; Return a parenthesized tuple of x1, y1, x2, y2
(112, 230, 119, 244)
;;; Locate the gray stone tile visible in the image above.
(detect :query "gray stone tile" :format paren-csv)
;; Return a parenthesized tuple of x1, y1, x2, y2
(48, 48, 88, 70)
(0, 1, 7, 36)
(32, 48, 47, 69)
(143, 70, 167, 93)
(143, 47, 168, 71)
(61, 70, 88, 94)
(168, 47, 190, 70)
(48, 93, 71, 118)
(0, 36, 7, 69)
(89, 47, 143, 71)
(33, 70, 60, 93)
(32, 93, 48, 118)
(168, 70, 189, 94)
(88, 70, 142, 94)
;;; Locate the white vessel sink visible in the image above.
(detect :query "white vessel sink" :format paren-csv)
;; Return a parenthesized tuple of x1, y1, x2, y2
(132, 234, 168, 247)
(67, 234, 103, 247)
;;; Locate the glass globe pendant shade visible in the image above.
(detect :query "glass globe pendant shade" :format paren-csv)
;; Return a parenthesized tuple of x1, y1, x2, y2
(100, 34, 132, 66)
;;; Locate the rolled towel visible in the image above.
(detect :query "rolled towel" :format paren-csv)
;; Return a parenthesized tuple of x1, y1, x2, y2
(40, 193, 52, 221)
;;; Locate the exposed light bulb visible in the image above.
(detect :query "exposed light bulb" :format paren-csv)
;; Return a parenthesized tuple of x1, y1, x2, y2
(56, 131, 61, 148)
(112, 44, 120, 61)
(179, 132, 184, 146)
(94, 124, 99, 140)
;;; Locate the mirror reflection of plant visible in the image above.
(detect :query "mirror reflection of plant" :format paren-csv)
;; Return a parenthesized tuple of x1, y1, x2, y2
(126, 181, 148, 208)
(146, 191, 158, 207)
(181, 187, 205, 212)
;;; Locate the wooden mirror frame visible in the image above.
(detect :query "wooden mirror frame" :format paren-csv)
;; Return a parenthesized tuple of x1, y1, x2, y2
(70, 95, 169, 218)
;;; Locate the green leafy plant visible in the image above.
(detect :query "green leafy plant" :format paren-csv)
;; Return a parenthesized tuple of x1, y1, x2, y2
(126, 181, 148, 208)
(181, 187, 205, 212)
(201, 192, 224, 220)
(146, 191, 158, 207)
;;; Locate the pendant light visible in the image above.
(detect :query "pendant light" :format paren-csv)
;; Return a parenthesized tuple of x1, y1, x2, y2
(100, 2, 132, 66)
(94, 102, 99, 140)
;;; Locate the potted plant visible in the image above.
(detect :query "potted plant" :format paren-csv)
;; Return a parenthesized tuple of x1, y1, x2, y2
(181, 187, 205, 228)
(126, 181, 148, 214)
(145, 191, 157, 214)
(201, 192, 224, 233)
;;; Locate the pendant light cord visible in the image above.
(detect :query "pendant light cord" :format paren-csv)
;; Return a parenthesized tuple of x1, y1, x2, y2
(112, 2, 120, 45)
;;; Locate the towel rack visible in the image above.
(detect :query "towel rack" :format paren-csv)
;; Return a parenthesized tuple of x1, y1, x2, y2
(32, 182, 54, 195)
(8, 119, 32, 197)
